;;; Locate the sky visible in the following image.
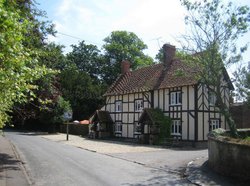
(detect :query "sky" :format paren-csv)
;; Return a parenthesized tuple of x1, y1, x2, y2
(36, 0, 250, 74)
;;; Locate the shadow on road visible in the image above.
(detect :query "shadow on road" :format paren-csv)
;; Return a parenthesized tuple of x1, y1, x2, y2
(0, 153, 21, 179)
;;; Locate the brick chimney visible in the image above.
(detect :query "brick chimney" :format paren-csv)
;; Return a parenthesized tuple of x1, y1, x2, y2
(121, 60, 130, 74)
(163, 44, 176, 68)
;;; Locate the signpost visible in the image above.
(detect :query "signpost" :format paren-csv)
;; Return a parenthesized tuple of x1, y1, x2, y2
(63, 111, 72, 141)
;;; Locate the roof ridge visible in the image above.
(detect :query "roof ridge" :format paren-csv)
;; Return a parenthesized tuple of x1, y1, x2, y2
(104, 59, 200, 96)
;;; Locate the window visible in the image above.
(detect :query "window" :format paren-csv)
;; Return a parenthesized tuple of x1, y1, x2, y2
(208, 92, 216, 106)
(135, 99, 143, 111)
(170, 91, 182, 105)
(171, 120, 182, 135)
(210, 119, 220, 131)
(115, 101, 122, 112)
(134, 122, 142, 134)
(115, 122, 122, 133)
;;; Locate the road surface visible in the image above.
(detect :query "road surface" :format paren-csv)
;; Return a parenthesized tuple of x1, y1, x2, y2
(5, 131, 206, 185)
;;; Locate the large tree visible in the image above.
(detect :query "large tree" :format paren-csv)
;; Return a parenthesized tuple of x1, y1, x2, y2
(102, 31, 154, 85)
(67, 41, 103, 81)
(180, 0, 250, 137)
(60, 64, 105, 120)
(62, 41, 106, 120)
(0, 0, 55, 128)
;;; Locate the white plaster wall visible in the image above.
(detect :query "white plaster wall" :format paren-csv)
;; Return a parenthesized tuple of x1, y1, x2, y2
(159, 89, 164, 110)
(122, 114, 128, 123)
(128, 125, 134, 138)
(164, 89, 169, 111)
(123, 94, 128, 102)
(154, 90, 158, 108)
(189, 116, 195, 140)
(122, 124, 128, 137)
(182, 113, 188, 140)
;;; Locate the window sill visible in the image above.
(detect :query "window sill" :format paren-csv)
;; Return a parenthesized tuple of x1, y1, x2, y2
(170, 104, 182, 106)
(135, 110, 143, 112)
(171, 133, 182, 137)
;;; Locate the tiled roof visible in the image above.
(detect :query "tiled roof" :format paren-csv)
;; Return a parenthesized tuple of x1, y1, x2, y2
(104, 59, 200, 96)
(90, 110, 113, 124)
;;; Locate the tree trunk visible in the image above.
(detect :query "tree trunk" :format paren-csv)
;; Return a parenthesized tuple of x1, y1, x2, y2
(216, 86, 238, 137)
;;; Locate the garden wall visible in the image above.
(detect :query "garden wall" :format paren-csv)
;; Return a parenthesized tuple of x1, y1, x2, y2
(208, 130, 250, 180)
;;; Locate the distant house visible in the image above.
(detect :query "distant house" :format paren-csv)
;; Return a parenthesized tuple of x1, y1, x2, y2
(94, 44, 233, 144)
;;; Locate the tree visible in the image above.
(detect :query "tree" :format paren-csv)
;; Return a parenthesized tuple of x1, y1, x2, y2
(180, 0, 250, 137)
(39, 43, 67, 70)
(233, 63, 250, 103)
(0, 0, 54, 128)
(62, 41, 106, 120)
(60, 63, 106, 120)
(38, 96, 71, 133)
(102, 31, 154, 84)
(155, 48, 164, 63)
(67, 41, 103, 81)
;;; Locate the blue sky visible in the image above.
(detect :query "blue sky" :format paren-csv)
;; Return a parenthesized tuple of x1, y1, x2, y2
(36, 0, 250, 73)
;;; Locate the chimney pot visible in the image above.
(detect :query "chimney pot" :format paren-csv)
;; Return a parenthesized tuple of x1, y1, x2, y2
(163, 44, 176, 68)
(121, 60, 130, 74)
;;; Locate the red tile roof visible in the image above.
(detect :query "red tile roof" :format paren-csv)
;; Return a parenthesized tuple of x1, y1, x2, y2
(104, 59, 200, 96)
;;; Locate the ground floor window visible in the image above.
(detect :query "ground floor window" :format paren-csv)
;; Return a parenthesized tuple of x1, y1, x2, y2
(171, 120, 182, 136)
(210, 119, 220, 131)
(114, 122, 122, 134)
(134, 122, 142, 134)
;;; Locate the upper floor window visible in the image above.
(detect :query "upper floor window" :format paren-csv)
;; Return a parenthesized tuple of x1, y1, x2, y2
(135, 99, 143, 112)
(115, 101, 122, 112)
(170, 91, 182, 105)
(210, 119, 220, 131)
(208, 92, 216, 106)
(171, 120, 182, 135)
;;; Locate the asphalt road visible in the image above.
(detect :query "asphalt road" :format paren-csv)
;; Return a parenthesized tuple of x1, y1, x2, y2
(5, 131, 206, 185)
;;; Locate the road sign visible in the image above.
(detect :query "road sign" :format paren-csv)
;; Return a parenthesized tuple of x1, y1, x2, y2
(63, 111, 72, 121)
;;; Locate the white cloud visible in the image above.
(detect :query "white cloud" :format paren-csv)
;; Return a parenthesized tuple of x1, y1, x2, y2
(110, 0, 186, 56)
(41, 0, 250, 62)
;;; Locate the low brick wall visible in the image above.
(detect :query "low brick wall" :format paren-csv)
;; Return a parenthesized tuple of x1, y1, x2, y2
(60, 123, 89, 136)
(208, 130, 250, 180)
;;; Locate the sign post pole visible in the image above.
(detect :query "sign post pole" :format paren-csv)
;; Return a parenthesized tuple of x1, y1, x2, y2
(66, 121, 69, 141)
(63, 111, 72, 141)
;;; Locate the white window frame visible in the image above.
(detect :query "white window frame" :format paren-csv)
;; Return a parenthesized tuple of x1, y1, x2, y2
(210, 119, 220, 131)
(208, 92, 216, 106)
(171, 120, 182, 135)
(114, 122, 122, 133)
(170, 91, 182, 105)
(135, 99, 143, 112)
(115, 101, 122, 112)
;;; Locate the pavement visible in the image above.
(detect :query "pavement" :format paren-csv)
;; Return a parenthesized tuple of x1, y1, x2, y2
(0, 133, 30, 186)
(0, 131, 246, 186)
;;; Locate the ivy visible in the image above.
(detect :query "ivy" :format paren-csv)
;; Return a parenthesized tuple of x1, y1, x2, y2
(147, 108, 172, 144)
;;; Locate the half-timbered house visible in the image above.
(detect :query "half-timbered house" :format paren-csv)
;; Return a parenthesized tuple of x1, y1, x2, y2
(100, 44, 233, 144)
